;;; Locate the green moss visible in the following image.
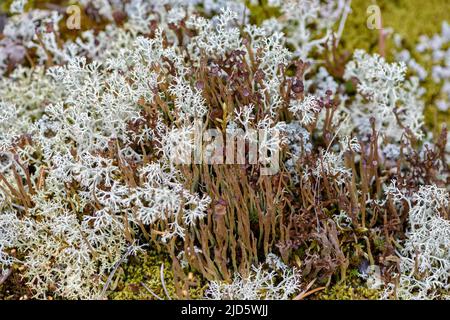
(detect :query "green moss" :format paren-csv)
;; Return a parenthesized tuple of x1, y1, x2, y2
(1, 0, 30, 13)
(245, 0, 449, 130)
(343, 0, 450, 130)
(246, 0, 280, 26)
(108, 251, 206, 300)
(343, 0, 450, 53)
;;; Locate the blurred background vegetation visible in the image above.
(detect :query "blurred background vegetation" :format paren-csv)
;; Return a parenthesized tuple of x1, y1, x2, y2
(249, 0, 450, 132)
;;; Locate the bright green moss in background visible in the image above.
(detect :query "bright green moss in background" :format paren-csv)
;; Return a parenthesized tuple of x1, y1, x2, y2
(343, 0, 450, 53)
(245, 0, 280, 25)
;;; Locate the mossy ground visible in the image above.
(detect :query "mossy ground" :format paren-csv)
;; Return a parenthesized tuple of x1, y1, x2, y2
(108, 251, 206, 300)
